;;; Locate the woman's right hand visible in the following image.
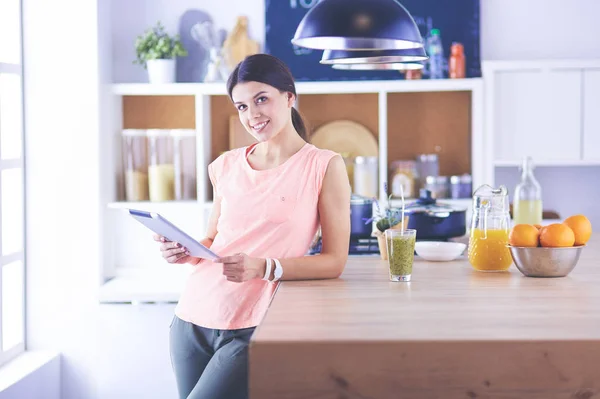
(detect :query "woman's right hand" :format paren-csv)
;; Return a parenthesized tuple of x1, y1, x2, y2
(153, 234, 200, 265)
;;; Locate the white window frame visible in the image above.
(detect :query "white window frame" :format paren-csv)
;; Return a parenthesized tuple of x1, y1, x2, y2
(0, 0, 26, 367)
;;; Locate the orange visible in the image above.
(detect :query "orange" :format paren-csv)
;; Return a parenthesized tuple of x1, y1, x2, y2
(533, 224, 543, 230)
(539, 223, 575, 247)
(509, 224, 540, 247)
(563, 214, 592, 246)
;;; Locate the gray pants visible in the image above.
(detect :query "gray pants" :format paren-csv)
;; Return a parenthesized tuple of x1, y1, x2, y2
(169, 315, 255, 399)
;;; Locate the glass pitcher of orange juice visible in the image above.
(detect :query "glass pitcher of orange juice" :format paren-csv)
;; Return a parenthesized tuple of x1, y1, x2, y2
(468, 185, 513, 271)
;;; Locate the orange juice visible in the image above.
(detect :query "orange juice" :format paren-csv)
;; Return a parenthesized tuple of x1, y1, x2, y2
(468, 228, 513, 271)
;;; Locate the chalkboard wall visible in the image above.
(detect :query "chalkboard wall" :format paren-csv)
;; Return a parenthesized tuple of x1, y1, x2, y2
(265, 0, 480, 81)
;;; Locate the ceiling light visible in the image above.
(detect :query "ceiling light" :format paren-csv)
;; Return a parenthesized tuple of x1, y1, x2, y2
(291, 0, 423, 51)
(320, 47, 428, 65)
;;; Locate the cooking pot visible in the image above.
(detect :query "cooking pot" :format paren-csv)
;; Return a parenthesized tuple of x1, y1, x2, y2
(404, 189, 467, 240)
(350, 194, 373, 237)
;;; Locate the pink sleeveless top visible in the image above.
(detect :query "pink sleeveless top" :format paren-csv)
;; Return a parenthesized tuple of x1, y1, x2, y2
(175, 143, 338, 330)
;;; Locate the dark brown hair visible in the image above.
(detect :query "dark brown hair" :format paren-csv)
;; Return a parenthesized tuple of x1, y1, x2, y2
(226, 54, 308, 141)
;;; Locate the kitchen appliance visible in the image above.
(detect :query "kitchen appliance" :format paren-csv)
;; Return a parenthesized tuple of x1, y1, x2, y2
(404, 189, 467, 240)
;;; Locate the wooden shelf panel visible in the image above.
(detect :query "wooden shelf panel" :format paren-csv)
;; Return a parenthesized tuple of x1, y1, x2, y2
(122, 95, 195, 129)
(387, 91, 472, 177)
(298, 93, 379, 139)
(210, 95, 238, 162)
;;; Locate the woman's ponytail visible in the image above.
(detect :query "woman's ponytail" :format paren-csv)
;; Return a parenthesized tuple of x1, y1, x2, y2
(291, 107, 308, 141)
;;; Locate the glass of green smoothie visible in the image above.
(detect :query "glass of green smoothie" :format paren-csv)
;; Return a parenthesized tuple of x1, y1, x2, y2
(385, 229, 416, 282)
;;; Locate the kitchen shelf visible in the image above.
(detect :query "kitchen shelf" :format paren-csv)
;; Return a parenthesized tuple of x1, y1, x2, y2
(112, 82, 227, 96)
(494, 159, 600, 167)
(103, 76, 486, 282)
(111, 78, 482, 96)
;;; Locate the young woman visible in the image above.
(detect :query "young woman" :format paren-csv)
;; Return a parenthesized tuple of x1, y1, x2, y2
(155, 53, 351, 399)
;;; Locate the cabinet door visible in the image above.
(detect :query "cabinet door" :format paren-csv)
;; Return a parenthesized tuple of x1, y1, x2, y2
(97, 304, 178, 399)
(583, 69, 600, 161)
(494, 69, 582, 162)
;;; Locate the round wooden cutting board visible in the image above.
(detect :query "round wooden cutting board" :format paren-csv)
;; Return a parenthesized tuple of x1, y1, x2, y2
(310, 120, 379, 157)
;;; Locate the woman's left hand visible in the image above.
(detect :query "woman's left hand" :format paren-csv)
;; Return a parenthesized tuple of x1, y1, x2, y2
(214, 253, 264, 283)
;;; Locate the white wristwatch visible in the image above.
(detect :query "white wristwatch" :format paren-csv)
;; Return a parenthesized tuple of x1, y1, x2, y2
(272, 258, 283, 281)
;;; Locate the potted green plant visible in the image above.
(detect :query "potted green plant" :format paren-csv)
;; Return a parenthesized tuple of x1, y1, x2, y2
(370, 183, 409, 260)
(134, 22, 188, 84)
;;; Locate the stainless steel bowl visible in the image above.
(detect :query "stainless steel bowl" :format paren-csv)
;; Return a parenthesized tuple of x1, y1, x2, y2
(508, 245, 586, 277)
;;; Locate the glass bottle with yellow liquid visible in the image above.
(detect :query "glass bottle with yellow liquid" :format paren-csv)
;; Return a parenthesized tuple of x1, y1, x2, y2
(468, 185, 513, 271)
(513, 156, 542, 225)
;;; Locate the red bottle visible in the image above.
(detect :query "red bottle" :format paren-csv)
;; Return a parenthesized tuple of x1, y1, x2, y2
(449, 42, 466, 79)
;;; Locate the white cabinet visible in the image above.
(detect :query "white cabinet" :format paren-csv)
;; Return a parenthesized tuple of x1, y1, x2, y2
(97, 304, 178, 399)
(484, 60, 600, 167)
(583, 69, 600, 161)
(492, 68, 581, 163)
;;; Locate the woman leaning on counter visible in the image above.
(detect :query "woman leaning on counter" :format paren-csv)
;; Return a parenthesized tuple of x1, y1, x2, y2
(154, 53, 351, 399)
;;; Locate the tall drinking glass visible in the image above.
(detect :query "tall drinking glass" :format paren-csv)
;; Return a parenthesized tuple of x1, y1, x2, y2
(385, 229, 416, 282)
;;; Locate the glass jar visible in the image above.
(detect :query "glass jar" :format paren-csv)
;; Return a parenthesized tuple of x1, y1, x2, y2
(353, 156, 378, 198)
(423, 175, 448, 199)
(122, 129, 149, 201)
(172, 129, 197, 201)
(468, 184, 513, 272)
(415, 154, 439, 191)
(450, 174, 472, 199)
(390, 160, 416, 198)
(147, 129, 175, 202)
(435, 176, 449, 198)
(513, 156, 543, 225)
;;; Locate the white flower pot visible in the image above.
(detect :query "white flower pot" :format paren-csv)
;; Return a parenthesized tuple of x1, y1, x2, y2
(146, 59, 176, 84)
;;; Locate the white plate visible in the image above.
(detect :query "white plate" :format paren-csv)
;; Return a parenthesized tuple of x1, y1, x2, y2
(415, 241, 466, 262)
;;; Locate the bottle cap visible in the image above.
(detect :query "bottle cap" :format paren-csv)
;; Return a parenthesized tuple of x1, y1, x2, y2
(451, 42, 464, 53)
(430, 28, 440, 36)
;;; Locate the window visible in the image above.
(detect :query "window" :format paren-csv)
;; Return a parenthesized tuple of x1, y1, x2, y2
(0, 0, 25, 367)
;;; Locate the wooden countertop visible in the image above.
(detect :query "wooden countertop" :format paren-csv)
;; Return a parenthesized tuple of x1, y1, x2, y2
(250, 235, 600, 398)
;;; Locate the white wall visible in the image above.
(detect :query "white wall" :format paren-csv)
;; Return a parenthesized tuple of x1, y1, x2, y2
(495, 166, 600, 225)
(110, 0, 600, 82)
(0, 355, 60, 399)
(111, 0, 264, 83)
(480, 0, 600, 60)
(24, 0, 102, 398)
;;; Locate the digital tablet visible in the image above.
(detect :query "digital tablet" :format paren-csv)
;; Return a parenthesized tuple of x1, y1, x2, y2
(128, 209, 219, 261)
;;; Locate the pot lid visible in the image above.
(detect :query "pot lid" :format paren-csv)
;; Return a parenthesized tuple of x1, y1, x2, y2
(403, 189, 466, 215)
(350, 194, 373, 205)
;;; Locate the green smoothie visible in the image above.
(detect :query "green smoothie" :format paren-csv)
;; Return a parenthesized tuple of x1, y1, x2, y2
(387, 234, 416, 276)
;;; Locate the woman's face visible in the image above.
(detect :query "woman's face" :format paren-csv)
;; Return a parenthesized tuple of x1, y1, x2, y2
(231, 81, 294, 142)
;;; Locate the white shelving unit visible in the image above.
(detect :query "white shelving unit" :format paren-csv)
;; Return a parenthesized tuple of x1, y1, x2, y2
(102, 77, 486, 283)
(111, 78, 481, 96)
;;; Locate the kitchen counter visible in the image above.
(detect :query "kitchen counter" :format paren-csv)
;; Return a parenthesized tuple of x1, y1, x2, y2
(249, 235, 600, 399)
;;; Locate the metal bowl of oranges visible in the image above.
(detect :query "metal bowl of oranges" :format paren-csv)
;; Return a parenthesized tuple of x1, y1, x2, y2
(507, 215, 592, 278)
(508, 245, 585, 277)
